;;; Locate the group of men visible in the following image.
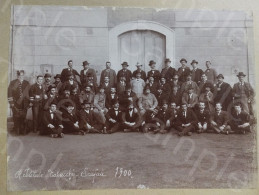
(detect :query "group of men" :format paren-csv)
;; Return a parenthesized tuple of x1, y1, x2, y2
(8, 58, 255, 138)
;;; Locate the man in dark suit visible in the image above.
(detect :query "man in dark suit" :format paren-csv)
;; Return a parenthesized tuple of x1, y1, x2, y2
(8, 70, 30, 135)
(43, 73, 52, 93)
(147, 60, 161, 83)
(100, 61, 117, 88)
(105, 99, 123, 133)
(60, 60, 80, 83)
(177, 58, 191, 82)
(79, 101, 103, 133)
(170, 74, 182, 92)
(175, 103, 197, 136)
(52, 74, 62, 92)
(194, 101, 210, 133)
(117, 75, 128, 96)
(29, 75, 45, 132)
(169, 86, 181, 106)
(43, 85, 59, 111)
(232, 72, 255, 114)
(190, 60, 203, 83)
(61, 102, 85, 135)
(121, 103, 141, 132)
(100, 76, 112, 95)
(132, 63, 147, 82)
(42, 102, 64, 138)
(106, 87, 118, 109)
(155, 85, 169, 108)
(146, 76, 159, 97)
(159, 77, 171, 97)
(229, 102, 250, 134)
(210, 102, 231, 134)
(118, 86, 138, 112)
(161, 58, 176, 83)
(214, 74, 232, 111)
(117, 61, 132, 85)
(198, 73, 215, 95)
(59, 73, 79, 95)
(80, 61, 97, 88)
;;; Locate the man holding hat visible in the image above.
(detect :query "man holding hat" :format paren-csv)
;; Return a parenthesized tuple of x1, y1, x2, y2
(60, 60, 80, 83)
(147, 60, 161, 83)
(117, 61, 132, 85)
(177, 58, 191, 82)
(133, 62, 147, 82)
(100, 61, 117, 88)
(232, 72, 254, 114)
(80, 61, 97, 88)
(43, 73, 52, 92)
(161, 58, 176, 83)
(8, 70, 30, 135)
(214, 74, 232, 111)
(190, 60, 203, 83)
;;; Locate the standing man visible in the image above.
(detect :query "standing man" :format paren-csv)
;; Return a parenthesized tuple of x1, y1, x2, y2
(214, 74, 232, 111)
(232, 72, 254, 114)
(146, 76, 159, 97)
(204, 61, 217, 84)
(52, 74, 62, 92)
(29, 75, 45, 132)
(177, 58, 191, 83)
(117, 61, 132, 85)
(60, 60, 80, 83)
(80, 61, 97, 88)
(130, 72, 146, 98)
(147, 60, 160, 83)
(132, 62, 147, 82)
(190, 60, 203, 83)
(43, 73, 52, 93)
(161, 58, 176, 83)
(8, 70, 30, 135)
(100, 61, 117, 88)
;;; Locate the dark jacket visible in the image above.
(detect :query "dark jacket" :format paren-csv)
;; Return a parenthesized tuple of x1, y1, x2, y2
(161, 67, 176, 82)
(214, 82, 232, 110)
(106, 93, 118, 109)
(42, 110, 62, 128)
(191, 68, 203, 83)
(117, 69, 132, 85)
(229, 111, 250, 126)
(60, 68, 80, 83)
(105, 108, 123, 123)
(175, 108, 197, 126)
(79, 109, 95, 128)
(210, 111, 229, 126)
(177, 66, 191, 82)
(133, 70, 147, 82)
(80, 68, 97, 87)
(62, 110, 80, 130)
(147, 70, 161, 83)
(195, 109, 210, 124)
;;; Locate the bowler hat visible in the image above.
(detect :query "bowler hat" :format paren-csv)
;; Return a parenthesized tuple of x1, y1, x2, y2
(82, 61, 90, 66)
(44, 73, 52, 78)
(48, 84, 56, 92)
(54, 74, 61, 79)
(165, 58, 171, 63)
(64, 102, 74, 107)
(191, 60, 198, 65)
(217, 74, 224, 79)
(180, 58, 187, 63)
(136, 62, 142, 67)
(121, 62, 129, 66)
(149, 60, 156, 66)
(237, 72, 246, 77)
(50, 99, 58, 106)
(17, 70, 25, 76)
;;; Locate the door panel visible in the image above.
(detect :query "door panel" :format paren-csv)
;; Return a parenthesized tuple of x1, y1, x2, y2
(119, 30, 165, 72)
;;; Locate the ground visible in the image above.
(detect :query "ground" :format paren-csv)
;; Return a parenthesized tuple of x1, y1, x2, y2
(7, 122, 257, 191)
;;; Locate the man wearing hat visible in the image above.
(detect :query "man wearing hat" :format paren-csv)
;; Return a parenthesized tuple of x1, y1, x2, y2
(43, 73, 52, 92)
(79, 85, 95, 106)
(43, 85, 59, 111)
(190, 60, 203, 83)
(130, 71, 146, 98)
(204, 61, 217, 84)
(8, 70, 30, 135)
(117, 75, 128, 96)
(59, 73, 79, 95)
(198, 82, 214, 113)
(177, 58, 191, 83)
(79, 101, 103, 133)
(161, 58, 176, 83)
(214, 74, 232, 111)
(117, 62, 132, 85)
(180, 73, 199, 95)
(147, 60, 161, 83)
(138, 85, 158, 116)
(232, 72, 254, 114)
(60, 60, 80, 83)
(80, 61, 97, 88)
(105, 99, 123, 133)
(53, 74, 62, 92)
(57, 85, 73, 113)
(121, 103, 141, 132)
(181, 86, 199, 109)
(100, 61, 117, 88)
(42, 101, 64, 138)
(29, 75, 45, 132)
(132, 62, 147, 82)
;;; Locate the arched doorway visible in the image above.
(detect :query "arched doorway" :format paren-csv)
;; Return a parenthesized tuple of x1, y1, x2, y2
(108, 20, 175, 72)
(118, 30, 166, 72)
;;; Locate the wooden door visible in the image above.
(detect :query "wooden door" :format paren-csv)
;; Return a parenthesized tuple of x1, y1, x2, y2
(118, 30, 166, 72)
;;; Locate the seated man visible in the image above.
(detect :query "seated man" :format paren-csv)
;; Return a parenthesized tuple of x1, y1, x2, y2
(119, 86, 138, 112)
(43, 85, 59, 111)
(199, 82, 214, 113)
(93, 86, 108, 125)
(138, 86, 158, 116)
(156, 100, 175, 134)
(105, 99, 123, 133)
(142, 108, 159, 133)
(195, 101, 210, 133)
(175, 103, 197, 136)
(210, 102, 231, 134)
(42, 101, 64, 138)
(106, 87, 118, 109)
(182, 86, 199, 109)
(79, 85, 95, 106)
(121, 103, 141, 132)
(79, 101, 103, 133)
(61, 102, 85, 135)
(229, 102, 250, 134)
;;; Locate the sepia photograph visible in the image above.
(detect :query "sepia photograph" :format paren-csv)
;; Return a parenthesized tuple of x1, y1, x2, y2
(6, 5, 257, 191)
